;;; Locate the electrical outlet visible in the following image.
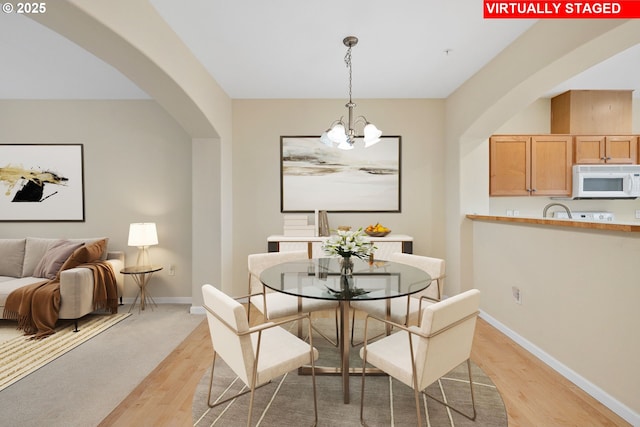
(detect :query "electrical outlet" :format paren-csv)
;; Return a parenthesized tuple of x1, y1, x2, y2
(168, 264, 175, 276)
(513, 210, 520, 216)
(512, 286, 522, 304)
(506, 210, 514, 217)
(635, 210, 640, 220)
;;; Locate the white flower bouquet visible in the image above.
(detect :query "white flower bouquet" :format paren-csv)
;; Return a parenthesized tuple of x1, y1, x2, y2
(322, 228, 376, 259)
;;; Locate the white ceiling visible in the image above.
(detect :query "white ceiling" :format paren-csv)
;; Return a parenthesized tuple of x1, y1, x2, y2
(0, 1, 638, 100)
(0, 12, 148, 99)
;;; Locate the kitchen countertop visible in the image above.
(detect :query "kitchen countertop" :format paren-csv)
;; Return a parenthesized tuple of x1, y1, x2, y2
(466, 214, 640, 232)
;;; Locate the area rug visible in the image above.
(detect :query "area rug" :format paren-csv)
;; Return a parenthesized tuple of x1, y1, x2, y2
(0, 319, 23, 343)
(0, 312, 130, 392)
(192, 317, 507, 426)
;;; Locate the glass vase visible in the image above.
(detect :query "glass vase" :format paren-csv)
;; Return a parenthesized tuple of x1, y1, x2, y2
(340, 255, 354, 276)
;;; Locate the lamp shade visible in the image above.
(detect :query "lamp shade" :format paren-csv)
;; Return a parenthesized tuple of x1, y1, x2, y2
(363, 123, 382, 147)
(327, 124, 348, 144)
(128, 223, 158, 247)
(319, 131, 333, 147)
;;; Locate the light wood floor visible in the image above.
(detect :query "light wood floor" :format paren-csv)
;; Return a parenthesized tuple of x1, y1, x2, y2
(99, 308, 629, 427)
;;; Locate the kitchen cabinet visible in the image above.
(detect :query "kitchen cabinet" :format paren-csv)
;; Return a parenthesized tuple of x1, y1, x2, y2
(574, 135, 637, 164)
(489, 135, 573, 197)
(551, 90, 632, 135)
(267, 235, 413, 258)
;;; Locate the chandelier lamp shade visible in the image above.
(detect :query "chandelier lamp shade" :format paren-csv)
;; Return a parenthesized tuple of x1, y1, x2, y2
(320, 36, 382, 150)
(128, 222, 158, 267)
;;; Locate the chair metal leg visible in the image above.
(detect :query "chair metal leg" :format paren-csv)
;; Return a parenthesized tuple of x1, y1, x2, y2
(413, 386, 423, 426)
(423, 359, 477, 421)
(206, 352, 270, 417)
(350, 308, 386, 347)
(359, 342, 368, 426)
(362, 358, 477, 426)
(310, 307, 339, 347)
(309, 323, 319, 427)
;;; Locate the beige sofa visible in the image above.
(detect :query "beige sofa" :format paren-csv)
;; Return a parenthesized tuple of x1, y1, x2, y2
(0, 237, 124, 325)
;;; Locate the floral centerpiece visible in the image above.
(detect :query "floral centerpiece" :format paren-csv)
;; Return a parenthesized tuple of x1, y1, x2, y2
(322, 228, 375, 296)
(322, 228, 376, 261)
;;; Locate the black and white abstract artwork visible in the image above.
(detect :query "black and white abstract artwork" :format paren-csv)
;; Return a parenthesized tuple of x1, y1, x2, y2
(280, 136, 401, 212)
(0, 144, 85, 221)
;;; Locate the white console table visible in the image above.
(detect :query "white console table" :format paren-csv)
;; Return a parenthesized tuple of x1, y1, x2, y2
(267, 234, 413, 259)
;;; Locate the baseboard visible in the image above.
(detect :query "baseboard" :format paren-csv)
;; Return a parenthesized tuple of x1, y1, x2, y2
(120, 296, 207, 316)
(120, 296, 193, 305)
(479, 310, 639, 427)
(189, 296, 248, 316)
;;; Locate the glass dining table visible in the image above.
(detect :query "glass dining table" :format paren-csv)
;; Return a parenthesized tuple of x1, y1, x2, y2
(260, 256, 432, 403)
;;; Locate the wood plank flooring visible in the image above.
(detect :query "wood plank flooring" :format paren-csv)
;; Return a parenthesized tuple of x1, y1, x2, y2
(99, 310, 630, 427)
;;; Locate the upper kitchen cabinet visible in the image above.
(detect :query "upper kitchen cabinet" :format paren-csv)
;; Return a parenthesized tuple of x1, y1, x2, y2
(490, 135, 573, 197)
(551, 90, 632, 134)
(574, 135, 638, 164)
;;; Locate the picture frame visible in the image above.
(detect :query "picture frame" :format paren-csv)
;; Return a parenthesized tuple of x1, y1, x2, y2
(0, 144, 85, 221)
(280, 136, 401, 212)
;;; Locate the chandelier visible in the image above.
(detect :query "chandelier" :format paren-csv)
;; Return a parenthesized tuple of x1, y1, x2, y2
(320, 36, 382, 150)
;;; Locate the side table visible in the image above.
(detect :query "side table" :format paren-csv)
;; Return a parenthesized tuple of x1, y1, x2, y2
(120, 265, 163, 313)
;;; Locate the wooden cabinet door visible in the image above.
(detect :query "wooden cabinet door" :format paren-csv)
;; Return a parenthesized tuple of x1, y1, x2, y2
(575, 135, 637, 164)
(490, 136, 531, 196)
(605, 135, 637, 164)
(531, 135, 573, 196)
(574, 136, 605, 164)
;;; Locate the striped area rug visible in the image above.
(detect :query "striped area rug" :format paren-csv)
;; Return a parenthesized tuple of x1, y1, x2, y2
(192, 317, 507, 426)
(192, 358, 506, 427)
(0, 313, 130, 392)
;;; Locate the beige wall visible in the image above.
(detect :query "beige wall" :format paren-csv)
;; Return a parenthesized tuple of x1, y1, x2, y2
(446, 21, 640, 421)
(30, 1, 234, 310)
(229, 99, 446, 296)
(3, 13, 638, 422)
(469, 98, 640, 416)
(472, 220, 640, 414)
(0, 100, 194, 301)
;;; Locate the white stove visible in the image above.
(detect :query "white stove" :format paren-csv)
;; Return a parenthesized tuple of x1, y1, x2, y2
(553, 211, 615, 222)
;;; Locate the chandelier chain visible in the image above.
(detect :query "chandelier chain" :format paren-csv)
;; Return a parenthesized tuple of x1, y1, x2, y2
(345, 45, 353, 104)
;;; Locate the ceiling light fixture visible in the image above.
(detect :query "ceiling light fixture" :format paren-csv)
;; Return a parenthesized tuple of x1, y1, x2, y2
(320, 36, 382, 150)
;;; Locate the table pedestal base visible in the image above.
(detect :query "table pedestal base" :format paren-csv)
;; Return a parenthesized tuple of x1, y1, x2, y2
(299, 301, 389, 404)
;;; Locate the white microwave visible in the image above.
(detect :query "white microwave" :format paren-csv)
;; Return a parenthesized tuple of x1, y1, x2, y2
(572, 164, 640, 199)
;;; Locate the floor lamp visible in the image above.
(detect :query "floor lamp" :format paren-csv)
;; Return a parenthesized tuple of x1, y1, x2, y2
(128, 222, 158, 267)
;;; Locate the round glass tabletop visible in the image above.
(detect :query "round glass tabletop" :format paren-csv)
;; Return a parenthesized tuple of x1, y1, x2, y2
(260, 257, 432, 301)
(120, 265, 163, 275)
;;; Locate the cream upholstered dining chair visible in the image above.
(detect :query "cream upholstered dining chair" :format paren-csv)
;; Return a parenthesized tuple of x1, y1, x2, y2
(247, 251, 339, 345)
(201, 284, 319, 427)
(359, 289, 480, 426)
(349, 252, 445, 345)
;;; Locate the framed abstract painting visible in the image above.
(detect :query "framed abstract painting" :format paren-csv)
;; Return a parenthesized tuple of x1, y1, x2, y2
(0, 144, 85, 221)
(280, 136, 401, 212)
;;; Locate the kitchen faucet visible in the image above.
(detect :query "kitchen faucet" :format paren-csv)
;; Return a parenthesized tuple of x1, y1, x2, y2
(543, 202, 572, 219)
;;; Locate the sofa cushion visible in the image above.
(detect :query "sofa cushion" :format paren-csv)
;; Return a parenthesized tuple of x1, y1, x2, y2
(22, 237, 57, 277)
(0, 238, 26, 277)
(22, 237, 109, 277)
(59, 238, 108, 274)
(67, 237, 109, 260)
(0, 276, 51, 309)
(33, 240, 84, 280)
